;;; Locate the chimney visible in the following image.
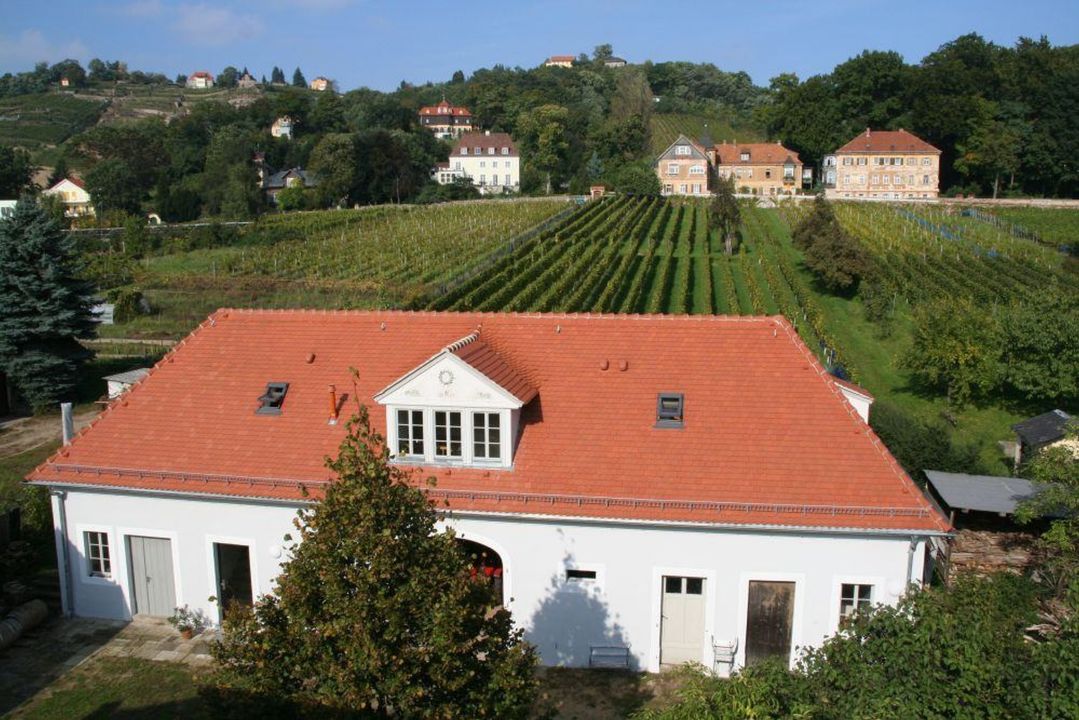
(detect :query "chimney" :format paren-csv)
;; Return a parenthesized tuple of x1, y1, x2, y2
(328, 385, 338, 425)
(61, 402, 74, 445)
(485, 130, 490, 136)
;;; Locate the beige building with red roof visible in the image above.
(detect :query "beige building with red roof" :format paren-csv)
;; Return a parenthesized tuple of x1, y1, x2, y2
(185, 70, 214, 89)
(544, 55, 575, 68)
(42, 177, 94, 218)
(28, 310, 947, 673)
(714, 142, 804, 196)
(825, 129, 942, 200)
(418, 99, 474, 139)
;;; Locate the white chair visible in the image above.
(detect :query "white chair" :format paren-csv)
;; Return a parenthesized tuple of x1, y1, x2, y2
(711, 636, 738, 674)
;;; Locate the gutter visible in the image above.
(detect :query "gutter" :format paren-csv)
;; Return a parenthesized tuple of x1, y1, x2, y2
(29, 480, 953, 539)
(49, 489, 74, 617)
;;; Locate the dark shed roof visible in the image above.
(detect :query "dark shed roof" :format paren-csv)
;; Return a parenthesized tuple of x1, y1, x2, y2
(1013, 409, 1072, 447)
(925, 470, 1043, 515)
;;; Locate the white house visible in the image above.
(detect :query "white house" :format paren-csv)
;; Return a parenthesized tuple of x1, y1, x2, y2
(434, 132, 520, 195)
(42, 177, 95, 218)
(270, 116, 294, 140)
(28, 311, 948, 673)
(0, 199, 16, 219)
(186, 71, 214, 89)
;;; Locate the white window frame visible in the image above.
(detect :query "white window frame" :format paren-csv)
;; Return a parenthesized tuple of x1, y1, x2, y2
(388, 407, 510, 468)
(740, 152, 750, 161)
(675, 145, 690, 156)
(666, 162, 679, 176)
(205, 534, 260, 623)
(472, 411, 503, 464)
(77, 525, 115, 584)
(433, 409, 464, 461)
(922, 157, 932, 166)
(830, 574, 884, 633)
(395, 408, 426, 459)
(689, 164, 705, 176)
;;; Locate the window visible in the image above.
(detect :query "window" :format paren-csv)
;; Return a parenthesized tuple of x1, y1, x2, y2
(256, 382, 289, 415)
(501, 147, 509, 155)
(871, 176, 879, 185)
(676, 145, 690, 156)
(783, 165, 794, 178)
(461, 147, 468, 155)
(842, 157, 852, 166)
(746, 169, 753, 178)
(667, 163, 679, 176)
(679, 184, 687, 194)
(840, 583, 873, 622)
(922, 175, 930, 185)
(906, 157, 916, 166)
(454, 161, 461, 170)
(883, 175, 891, 184)
(479, 174, 486, 185)
(857, 157, 867, 166)
(492, 174, 499, 186)
(689, 164, 705, 175)
(566, 569, 597, 582)
(922, 158, 932, 166)
(479, 160, 485, 168)
(656, 392, 684, 428)
(434, 411, 462, 459)
(740, 152, 750, 161)
(85, 531, 111, 577)
(664, 576, 704, 594)
(473, 412, 501, 461)
(487, 147, 495, 155)
(765, 169, 772, 179)
(397, 409, 424, 457)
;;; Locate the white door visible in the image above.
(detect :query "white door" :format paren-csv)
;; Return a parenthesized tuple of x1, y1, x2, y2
(128, 536, 176, 617)
(660, 576, 706, 666)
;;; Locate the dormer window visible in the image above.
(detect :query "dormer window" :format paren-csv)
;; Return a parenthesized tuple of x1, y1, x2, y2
(656, 393, 684, 428)
(740, 152, 750, 161)
(461, 147, 468, 155)
(397, 409, 425, 457)
(472, 412, 501, 461)
(675, 145, 690, 156)
(256, 382, 289, 415)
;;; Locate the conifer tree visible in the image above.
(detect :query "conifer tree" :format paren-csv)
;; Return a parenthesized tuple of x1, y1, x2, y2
(292, 67, 307, 88)
(208, 406, 538, 719)
(0, 200, 96, 411)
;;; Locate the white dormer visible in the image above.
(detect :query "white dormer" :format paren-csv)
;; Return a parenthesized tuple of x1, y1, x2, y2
(374, 333, 536, 469)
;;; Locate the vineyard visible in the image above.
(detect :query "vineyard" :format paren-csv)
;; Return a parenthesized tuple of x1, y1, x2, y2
(648, 112, 763, 155)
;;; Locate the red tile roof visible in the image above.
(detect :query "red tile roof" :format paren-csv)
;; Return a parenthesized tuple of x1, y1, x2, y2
(452, 133, 518, 157)
(419, 99, 472, 117)
(832, 377, 874, 400)
(451, 334, 537, 404)
(715, 142, 802, 166)
(190, 71, 214, 80)
(836, 129, 940, 155)
(547, 55, 575, 63)
(27, 311, 946, 533)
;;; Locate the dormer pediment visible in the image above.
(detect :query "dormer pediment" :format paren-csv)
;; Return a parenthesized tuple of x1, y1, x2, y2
(374, 334, 534, 410)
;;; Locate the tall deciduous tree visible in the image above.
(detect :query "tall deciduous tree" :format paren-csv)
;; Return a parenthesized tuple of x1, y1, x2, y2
(208, 406, 537, 718)
(517, 104, 569, 194)
(709, 174, 740, 254)
(0, 144, 35, 197)
(0, 200, 96, 411)
(85, 158, 143, 215)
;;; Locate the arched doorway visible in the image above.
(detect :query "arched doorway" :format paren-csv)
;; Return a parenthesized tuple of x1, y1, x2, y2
(459, 539, 504, 605)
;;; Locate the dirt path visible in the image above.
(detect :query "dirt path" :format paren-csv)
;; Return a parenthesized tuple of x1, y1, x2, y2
(0, 410, 98, 459)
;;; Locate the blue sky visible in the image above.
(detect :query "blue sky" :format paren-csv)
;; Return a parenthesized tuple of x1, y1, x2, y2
(2, 1, 1077, 91)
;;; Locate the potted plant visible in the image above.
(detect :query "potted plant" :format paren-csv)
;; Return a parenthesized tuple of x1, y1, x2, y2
(167, 604, 206, 640)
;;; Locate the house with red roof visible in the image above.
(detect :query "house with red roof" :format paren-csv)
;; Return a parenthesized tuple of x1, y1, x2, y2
(656, 134, 711, 197)
(544, 55, 575, 68)
(825, 128, 942, 200)
(714, 142, 804, 197)
(185, 71, 214, 90)
(42, 177, 94, 218)
(28, 311, 948, 672)
(434, 131, 519, 194)
(418, 99, 474, 140)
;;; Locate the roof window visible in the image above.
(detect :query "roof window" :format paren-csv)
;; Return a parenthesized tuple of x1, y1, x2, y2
(656, 393, 684, 428)
(257, 382, 289, 415)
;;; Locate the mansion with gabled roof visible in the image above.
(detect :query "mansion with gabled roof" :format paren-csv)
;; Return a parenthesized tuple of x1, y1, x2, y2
(29, 310, 948, 673)
(824, 129, 941, 200)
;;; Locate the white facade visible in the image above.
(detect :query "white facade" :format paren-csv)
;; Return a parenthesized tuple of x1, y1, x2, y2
(50, 485, 930, 672)
(42, 178, 94, 218)
(438, 154, 520, 195)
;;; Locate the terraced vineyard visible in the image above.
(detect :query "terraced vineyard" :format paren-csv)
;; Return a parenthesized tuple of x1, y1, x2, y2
(648, 112, 764, 155)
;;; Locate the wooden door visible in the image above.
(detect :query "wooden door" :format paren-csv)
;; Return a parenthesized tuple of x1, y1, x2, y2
(660, 576, 706, 666)
(745, 580, 795, 666)
(128, 536, 176, 617)
(214, 543, 253, 616)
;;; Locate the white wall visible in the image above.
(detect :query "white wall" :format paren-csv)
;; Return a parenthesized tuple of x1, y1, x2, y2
(54, 487, 927, 673)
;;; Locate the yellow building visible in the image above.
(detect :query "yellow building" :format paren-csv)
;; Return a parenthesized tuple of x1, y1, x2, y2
(825, 129, 941, 200)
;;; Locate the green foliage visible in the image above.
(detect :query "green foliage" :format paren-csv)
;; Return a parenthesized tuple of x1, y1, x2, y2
(105, 286, 149, 323)
(516, 104, 570, 194)
(634, 662, 812, 720)
(869, 400, 982, 479)
(709, 175, 740, 254)
(292, 67, 307, 88)
(85, 158, 142, 215)
(0, 200, 96, 411)
(0, 144, 35, 197)
(274, 185, 312, 212)
(121, 215, 151, 256)
(792, 196, 869, 294)
(207, 406, 537, 718)
(612, 162, 661, 195)
(1000, 290, 1079, 404)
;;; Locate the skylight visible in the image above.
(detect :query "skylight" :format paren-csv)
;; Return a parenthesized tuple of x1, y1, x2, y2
(257, 382, 289, 415)
(656, 393, 684, 428)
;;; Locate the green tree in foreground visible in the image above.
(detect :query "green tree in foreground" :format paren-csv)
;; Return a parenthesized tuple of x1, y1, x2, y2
(792, 195, 869, 294)
(85, 158, 143, 216)
(637, 574, 1079, 720)
(207, 406, 537, 719)
(0, 200, 96, 412)
(709, 174, 740, 254)
(0, 144, 35, 197)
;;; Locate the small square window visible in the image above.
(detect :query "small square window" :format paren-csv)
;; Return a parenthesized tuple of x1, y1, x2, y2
(665, 576, 682, 593)
(656, 393, 684, 428)
(840, 583, 873, 623)
(686, 577, 704, 594)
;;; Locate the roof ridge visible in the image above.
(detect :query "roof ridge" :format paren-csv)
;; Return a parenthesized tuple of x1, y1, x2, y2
(217, 307, 784, 324)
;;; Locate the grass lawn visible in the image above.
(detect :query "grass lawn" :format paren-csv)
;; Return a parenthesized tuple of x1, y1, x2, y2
(8, 656, 684, 719)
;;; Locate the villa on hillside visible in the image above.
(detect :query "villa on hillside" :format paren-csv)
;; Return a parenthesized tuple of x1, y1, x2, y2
(418, 99, 474, 140)
(42, 177, 95, 218)
(824, 129, 941, 200)
(185, 71, 214, 89)
(433, 131, 520, 194)
(28, 310, 947, 673)
(271, 116, 294, 140)
(309, 76, 331, 92)
(544, 55, 575, 68)
(714, 142, 804, 197)
(237, 71, 257, 89)
(656, 134, 711, 197)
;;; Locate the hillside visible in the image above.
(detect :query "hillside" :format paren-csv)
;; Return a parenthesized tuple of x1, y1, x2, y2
(648, 112, 765, 155)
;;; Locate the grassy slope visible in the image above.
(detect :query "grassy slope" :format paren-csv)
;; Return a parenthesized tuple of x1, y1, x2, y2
(758, 208, 1022, 474)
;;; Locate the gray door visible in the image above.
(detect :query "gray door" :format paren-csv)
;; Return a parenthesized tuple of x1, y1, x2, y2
(128, 536, 176, 617)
